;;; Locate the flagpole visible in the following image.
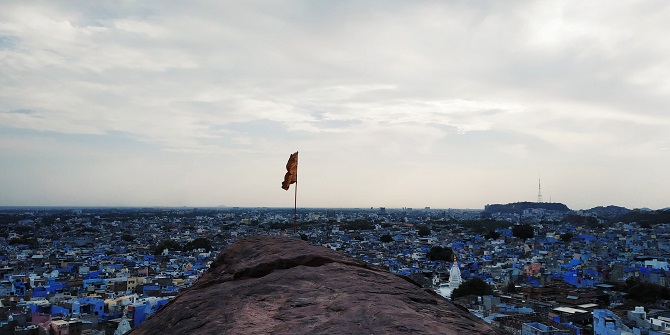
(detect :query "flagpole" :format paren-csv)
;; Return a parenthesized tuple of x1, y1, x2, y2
(281, 151, 298, 234)
(293, 169, 298, 234)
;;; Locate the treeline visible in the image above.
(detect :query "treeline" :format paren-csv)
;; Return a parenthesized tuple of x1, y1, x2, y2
(452, 278, 493, 299)
(561, 214, 600, 227)
(615, 209, 670, 227)
(484, 202, 570, 213)
(8, 236, 39, 248)
(608, 278, 670, 304)
(153, 238, 213, 255)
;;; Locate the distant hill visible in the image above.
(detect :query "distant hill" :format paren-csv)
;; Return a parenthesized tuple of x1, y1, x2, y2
(130, 236, 504, 335)
(583, 205, 631, 219)
(615, 209, 670, 226)
(484, 201, 570, 213)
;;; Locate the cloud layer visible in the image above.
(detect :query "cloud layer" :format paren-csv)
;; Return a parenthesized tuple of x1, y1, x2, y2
(1, 0, 669, 209)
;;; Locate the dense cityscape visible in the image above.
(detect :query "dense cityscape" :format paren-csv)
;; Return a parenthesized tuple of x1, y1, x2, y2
(3, 0, 669, 333)
(1, 202, 670, 334)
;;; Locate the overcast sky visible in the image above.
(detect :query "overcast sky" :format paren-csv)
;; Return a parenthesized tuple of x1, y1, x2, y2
(1, 1, 669, 210)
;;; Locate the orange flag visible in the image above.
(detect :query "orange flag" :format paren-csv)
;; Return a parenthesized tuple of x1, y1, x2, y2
(281, 151, 298, 190)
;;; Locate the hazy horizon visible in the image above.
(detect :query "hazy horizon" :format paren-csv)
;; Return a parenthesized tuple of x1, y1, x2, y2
(0, 202, 664, 212)
(2, 1, 669, 210)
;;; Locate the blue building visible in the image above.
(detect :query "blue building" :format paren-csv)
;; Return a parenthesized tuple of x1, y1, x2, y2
(522, 322, 571, 335)
(593, 309, 633, 335)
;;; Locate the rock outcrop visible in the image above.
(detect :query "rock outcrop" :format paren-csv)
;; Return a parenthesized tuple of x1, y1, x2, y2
(130, 236, 504, 335)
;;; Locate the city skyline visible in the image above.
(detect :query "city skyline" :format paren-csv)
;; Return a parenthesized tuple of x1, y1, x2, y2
(1, 1, 669, 210)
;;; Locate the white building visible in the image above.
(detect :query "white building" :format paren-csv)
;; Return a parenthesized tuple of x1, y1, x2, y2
(449, 256, 463, 290)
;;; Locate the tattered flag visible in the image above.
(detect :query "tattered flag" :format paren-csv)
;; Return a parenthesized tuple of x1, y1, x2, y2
(281, 151, 298, 190)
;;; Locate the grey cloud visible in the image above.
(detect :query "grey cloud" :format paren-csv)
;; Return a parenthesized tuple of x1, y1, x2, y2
(4, 109, 36, 114)
(1, 0, 670, 208)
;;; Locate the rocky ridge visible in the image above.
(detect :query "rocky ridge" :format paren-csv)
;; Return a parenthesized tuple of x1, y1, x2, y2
(130, 235, 505, 335)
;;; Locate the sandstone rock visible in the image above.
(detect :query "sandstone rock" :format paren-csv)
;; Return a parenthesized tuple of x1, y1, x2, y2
(130, 235, 505, 335)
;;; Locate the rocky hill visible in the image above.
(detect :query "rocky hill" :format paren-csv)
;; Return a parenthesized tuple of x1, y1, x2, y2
(130, 235, 505, 335)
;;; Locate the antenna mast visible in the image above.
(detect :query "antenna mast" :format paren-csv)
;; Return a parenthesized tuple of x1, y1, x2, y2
(537, 176, 543, 203)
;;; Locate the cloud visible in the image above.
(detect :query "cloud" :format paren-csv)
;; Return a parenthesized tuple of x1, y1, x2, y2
(1, 0, 669, 208)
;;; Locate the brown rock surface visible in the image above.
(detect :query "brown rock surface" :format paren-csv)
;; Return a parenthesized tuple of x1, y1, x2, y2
(130, 236, 504, 335)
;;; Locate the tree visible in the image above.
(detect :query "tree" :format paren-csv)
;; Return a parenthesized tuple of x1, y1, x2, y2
(624, 277, 670, 303)
(559, 232, 573, 242)
(417, 225, 431, 237)
(562, 214, 600, 228)
(343, 220, 374, 231)
(485, 230, 501, 240)
(503, 281, 517, 294)
(512, 224, 534, 239)
(184, 237, 212, 252)
(13, 225, 33, 234)
(426, 246, 453, 262)
(153, 240, 182, 255)
(451, 277, 493, 299)
(8, 236, 38, 248)
(380, 234, 393, 243)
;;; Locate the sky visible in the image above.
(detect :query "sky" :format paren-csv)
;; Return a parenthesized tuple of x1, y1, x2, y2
(1, 1, 669, 210)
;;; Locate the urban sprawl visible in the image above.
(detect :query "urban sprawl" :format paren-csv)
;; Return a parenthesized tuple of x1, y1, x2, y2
(1, 203, 669, 335)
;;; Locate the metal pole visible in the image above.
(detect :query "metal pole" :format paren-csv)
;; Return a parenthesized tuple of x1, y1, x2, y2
(294, 175, 298, 234)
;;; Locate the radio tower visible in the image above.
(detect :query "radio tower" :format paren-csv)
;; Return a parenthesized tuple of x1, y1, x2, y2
(537, 177, 543, 203)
